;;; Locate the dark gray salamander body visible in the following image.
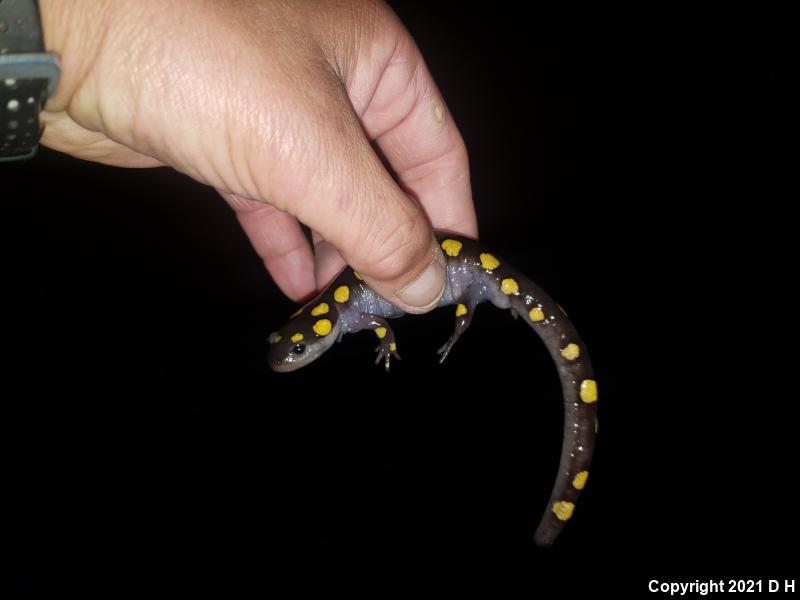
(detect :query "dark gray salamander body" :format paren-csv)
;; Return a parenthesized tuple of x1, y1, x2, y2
(267, 232, 598, 547)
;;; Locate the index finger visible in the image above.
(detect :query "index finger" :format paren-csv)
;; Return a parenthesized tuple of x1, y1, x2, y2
(347, 26, 477, 239)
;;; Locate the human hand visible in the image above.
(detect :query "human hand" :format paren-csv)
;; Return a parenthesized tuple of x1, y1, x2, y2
(38, 0, 476, 312)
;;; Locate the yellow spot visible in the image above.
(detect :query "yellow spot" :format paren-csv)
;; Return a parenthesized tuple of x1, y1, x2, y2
(529, 307, 545, 321)
(500, 278, 519, 295)
(480, 253, 500, 270)
(311, 302, 329, 316)
(441, 239, 463, 257)
(290, 333, 303, 343)
(272, 335, 282, 344)
(291, 307, 303, 318)
(560, 343, 580, 360)
(313, 319, 332, 336)
(375, 327, 387, 339)
(552, 501, 575, 521)
(557, 303, 568, 316)
(389, 342, 397, 352)
(595, 418, 599, 433)
(572, 471, 589, 490)
(354, 271, 363, 280)
(333, 285, 350, 303)
(580, 379, 598, 403)
(455, 303, 468, 317)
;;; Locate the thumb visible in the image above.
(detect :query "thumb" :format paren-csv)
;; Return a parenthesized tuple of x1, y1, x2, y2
(275, 105, 446, 315)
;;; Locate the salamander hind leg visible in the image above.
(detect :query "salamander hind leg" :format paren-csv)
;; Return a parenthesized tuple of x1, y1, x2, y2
(437, 296, 478, 364)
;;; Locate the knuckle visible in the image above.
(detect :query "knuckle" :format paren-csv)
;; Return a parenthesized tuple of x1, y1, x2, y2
(362, 212, 430, 282)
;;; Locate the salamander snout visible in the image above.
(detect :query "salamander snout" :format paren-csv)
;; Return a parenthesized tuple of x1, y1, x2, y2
(266, 319, 341, 372)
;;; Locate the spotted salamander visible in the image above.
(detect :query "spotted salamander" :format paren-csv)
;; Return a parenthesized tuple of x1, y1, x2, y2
(267, 232, 597, 547)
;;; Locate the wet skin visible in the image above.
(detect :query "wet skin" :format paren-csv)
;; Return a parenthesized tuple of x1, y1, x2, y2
(268, 233, 598, 547)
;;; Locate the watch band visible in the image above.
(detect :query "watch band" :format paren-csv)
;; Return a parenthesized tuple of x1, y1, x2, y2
(0, 0, 60, 161)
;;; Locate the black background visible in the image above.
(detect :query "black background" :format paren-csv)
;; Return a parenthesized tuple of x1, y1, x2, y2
(2, 1, 794, 597)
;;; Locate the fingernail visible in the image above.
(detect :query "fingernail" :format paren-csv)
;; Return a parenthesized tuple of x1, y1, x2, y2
(394, 243, 446, 314)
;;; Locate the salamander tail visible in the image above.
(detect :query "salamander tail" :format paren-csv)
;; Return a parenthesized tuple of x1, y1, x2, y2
(510, 284, 598, 547)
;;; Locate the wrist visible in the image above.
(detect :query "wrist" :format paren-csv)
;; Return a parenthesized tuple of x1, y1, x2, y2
(38, 0, 113, 112)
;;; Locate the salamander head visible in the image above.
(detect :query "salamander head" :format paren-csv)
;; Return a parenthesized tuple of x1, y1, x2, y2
(267, 302, 341, 372)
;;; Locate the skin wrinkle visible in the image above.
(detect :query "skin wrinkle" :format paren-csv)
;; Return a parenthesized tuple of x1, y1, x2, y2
(397, 141, 468, 188)
(314, 0, 371, 79)
(247, 101, 298, 211)
(407, 161, 470, 199)
(165, 48, 225, 175)
(349, 54, 384, 119)
(365, 60, 424, 140)
(252, 64, 353, 210)
(324, 7, 356, 83)
(40, 110, 162, 166)
(387, 122, 456, 180)
(225, 65, 288, 202)
(372, 83, 443, 168)
(204, 90, 268, 193)
(167, 73, 230, 192)
(364, 69, 427, 145)
(127, 59, 170, 162)
(220, 88, 262, 202)
(344, 12, 397, 117)
(77, 4, 168, 161)
(288, 115, 344, 216)
(354, 196, 429, 282)
(75, 4, 150, 137)
(276, 252, 314, 299)
(256, 227, 308, 265)
(223, 193, 254, 213)
(287, 81, 393, 237)
(192, 76, 254, 193)
(358, 160, 411, 240)
(41, 1, 111, 112)
(223, 119, 245, 199)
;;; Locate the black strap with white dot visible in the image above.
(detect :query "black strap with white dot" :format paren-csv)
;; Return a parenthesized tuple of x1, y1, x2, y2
(0, 0, 59, 162)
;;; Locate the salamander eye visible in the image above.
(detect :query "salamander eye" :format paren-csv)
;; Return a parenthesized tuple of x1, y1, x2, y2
(291, 343, 306, 355)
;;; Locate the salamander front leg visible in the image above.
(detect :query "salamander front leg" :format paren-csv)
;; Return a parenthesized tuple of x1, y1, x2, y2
(437, 300, 477, 363)
(350, 314, 401, 372)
